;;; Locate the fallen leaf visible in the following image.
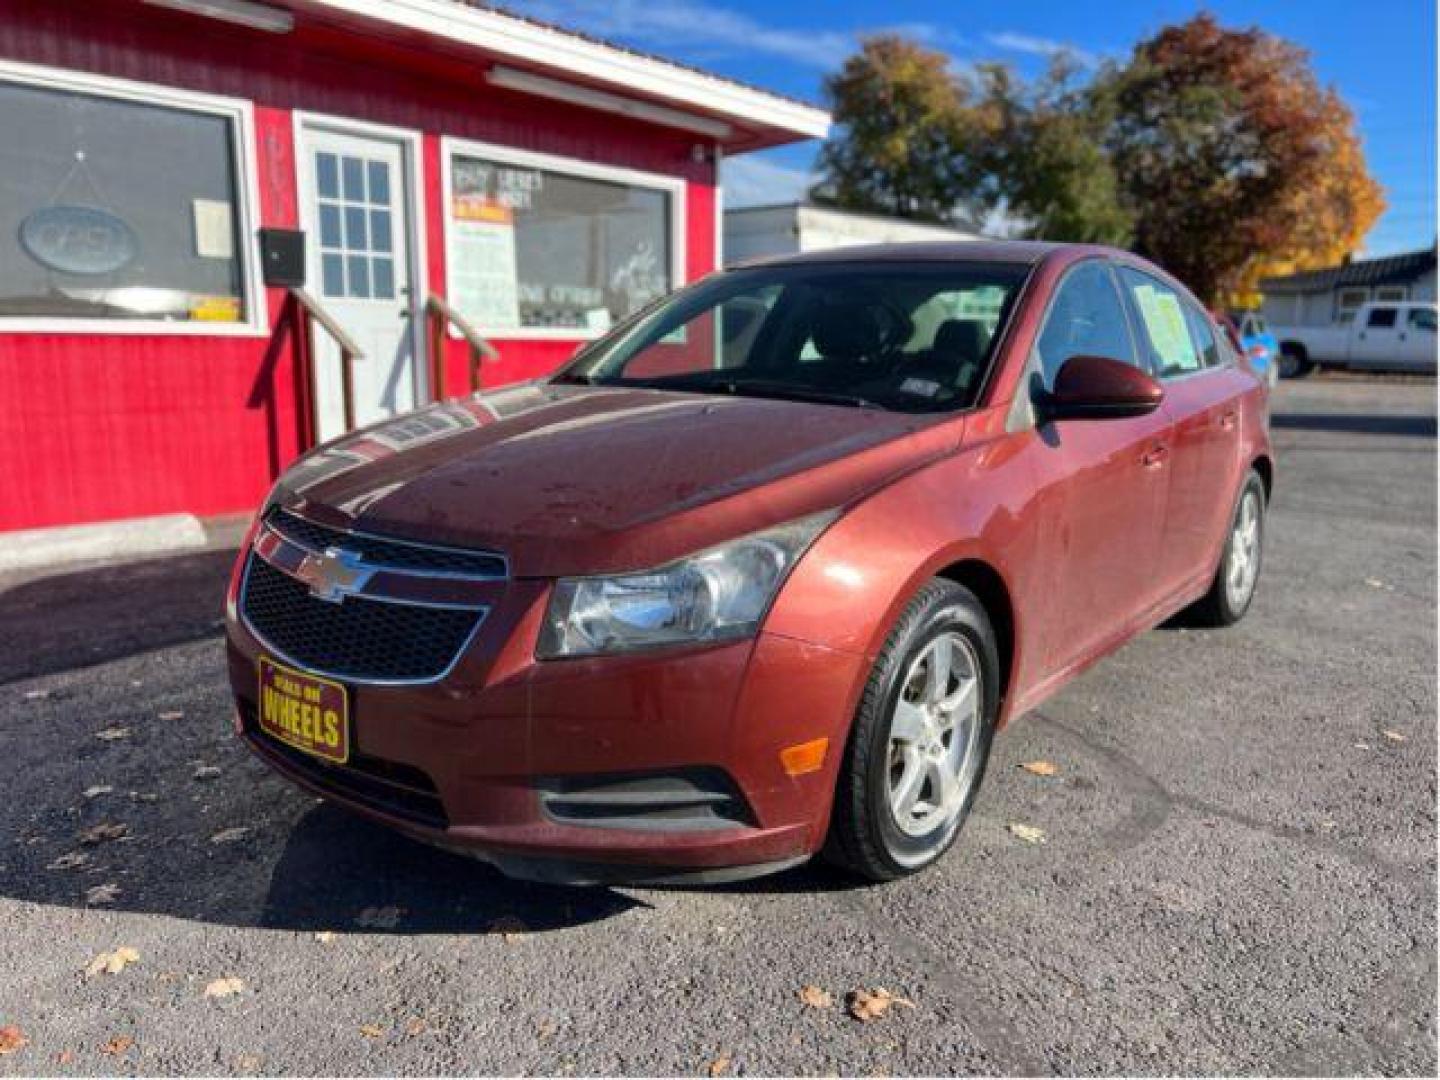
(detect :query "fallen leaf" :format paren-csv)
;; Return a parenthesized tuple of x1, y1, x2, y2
(1382, 730, 1407, 743)
(708, 1055, 732, 1076)
(846, 987, 913, 1022)
(100, 1035, 134, 1056)
(85, 883, 121, 906)
(209, 827, 251, 845)
(193, 766, 222, 781)
(94, 727, 131, 742)
(82, 785, 114, 799)
(48, 851, 90, 871)
(488, 915, 527, 940)
(79, 823, 128, 845)
(204, 977, 245, 998)
(403, 1018, 428, 1037)
(85, 947, 140, 977)
(235, 1053, 263, 1072)
(356, 905, 405, 930)
(158, 711, 185, 721)
(0, 1027, 27, 1056)
(799, 984, 833, 1009)
(1007, 823, 1047, 844)
(55, 1050, 74, 1065)
(1020, 760, 1060, 777)
(358, 1024, 385, 1040)
(313, 931, 336, 944)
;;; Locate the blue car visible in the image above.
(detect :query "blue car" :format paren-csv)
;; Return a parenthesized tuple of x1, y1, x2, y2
(1227, 310, 1280, 387)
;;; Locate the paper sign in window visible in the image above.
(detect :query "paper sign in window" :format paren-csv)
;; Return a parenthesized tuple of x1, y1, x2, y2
(193, 199, 234, 259)
(1133, 284, 1197, 372)
(450, 195, 521, 330)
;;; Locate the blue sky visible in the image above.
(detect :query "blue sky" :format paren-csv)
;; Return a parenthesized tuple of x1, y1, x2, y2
(507, 0, 1436, 255)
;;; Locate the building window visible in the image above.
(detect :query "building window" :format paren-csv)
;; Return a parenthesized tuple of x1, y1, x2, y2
(444, 141, 683, 337)
(0, 65, 256, 330)
(1335, 287, 1369, 323)
(1374, 286, 1408, 302)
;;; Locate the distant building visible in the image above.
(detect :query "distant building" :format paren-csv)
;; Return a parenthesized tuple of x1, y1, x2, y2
(1261, 245, 1437, 327)
(724, 202, 982, 265)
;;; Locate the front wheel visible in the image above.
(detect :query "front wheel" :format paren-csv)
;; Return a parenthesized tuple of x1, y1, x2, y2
(824, 579, 999, 881)
(1185, 471, 1266, 627)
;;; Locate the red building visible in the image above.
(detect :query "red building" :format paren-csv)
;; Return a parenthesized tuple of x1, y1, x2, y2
(0, 0, 827, 536)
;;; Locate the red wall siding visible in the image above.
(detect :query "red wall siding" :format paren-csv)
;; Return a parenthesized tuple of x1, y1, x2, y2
(0, 0, 719, 531)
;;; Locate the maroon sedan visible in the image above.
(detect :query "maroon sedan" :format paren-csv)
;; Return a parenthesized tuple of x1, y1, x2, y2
(225, 242, 1271, 884)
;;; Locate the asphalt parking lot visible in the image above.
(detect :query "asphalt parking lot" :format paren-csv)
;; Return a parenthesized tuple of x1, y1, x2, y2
(0, 374, 1434, 1077)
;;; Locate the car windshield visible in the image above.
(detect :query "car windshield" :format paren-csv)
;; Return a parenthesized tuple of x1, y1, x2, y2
(554, 261, 1031, 413)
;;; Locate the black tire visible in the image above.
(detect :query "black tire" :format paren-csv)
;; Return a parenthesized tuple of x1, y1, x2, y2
(1278, 345, 1313, 379)
(824, 578, 1000, 882)
(1183, 470, 1267, 627)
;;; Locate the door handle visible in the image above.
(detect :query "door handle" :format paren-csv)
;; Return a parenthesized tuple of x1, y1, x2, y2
(1140, 444, 1169, 468)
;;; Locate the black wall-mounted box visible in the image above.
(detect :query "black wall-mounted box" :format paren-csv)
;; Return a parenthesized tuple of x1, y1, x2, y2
(258, 228, 306, 288)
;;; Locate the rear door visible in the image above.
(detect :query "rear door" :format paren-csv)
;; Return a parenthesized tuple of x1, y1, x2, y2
(1116, 267, 1241, 597)
(1400, 305, 1438, 370)
(1024, 260, 1172, 674)
(1351, 305, 1401, 368)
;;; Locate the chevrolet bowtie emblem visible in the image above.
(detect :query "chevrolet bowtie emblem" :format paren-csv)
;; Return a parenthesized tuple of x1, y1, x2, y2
(295, 546, 374, 603)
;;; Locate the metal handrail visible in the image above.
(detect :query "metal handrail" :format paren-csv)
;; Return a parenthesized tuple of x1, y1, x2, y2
(290, 288, 364, 439)
(426, 293, 498, 399)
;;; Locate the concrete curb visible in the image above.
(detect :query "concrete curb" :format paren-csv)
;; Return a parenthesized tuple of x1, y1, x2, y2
(0, 513, 210, 574)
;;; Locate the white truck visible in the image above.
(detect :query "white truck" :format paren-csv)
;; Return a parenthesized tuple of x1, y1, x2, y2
(1273, 301, 1437, 377)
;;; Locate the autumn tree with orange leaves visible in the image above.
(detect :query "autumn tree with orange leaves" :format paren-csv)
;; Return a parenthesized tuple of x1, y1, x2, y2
(815, 14, 1383, 306)
(1101, 13, 1384, 304)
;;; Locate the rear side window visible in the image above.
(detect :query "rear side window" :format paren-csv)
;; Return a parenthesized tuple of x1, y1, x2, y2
(1409, 307, 1437, 332)
(1117, 267, 1203, 378)
(1366, 307, 1398, 328)
(1183, 304, 1223, 368)
(1033, 261, 1137, 387)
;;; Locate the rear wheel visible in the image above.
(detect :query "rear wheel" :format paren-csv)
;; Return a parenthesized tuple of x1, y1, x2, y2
(824, 579, 998, 881)
(1278, 345, 1313, 379)
(1185, 471, 1266, 627)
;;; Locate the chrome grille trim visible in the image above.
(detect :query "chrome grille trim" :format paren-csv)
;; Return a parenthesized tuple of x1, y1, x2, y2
(266, 507, 510, 581)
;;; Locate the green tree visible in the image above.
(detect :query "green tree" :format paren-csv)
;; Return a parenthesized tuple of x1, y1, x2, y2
(810, 35, 993, 224)
(978, 59, 1133, 246)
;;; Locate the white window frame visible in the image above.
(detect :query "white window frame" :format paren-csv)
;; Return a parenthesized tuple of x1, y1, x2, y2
(1374, 285, 1408, 302)
(441, 137, 686, 341)
(0, 58, 267, 337)
(1335, 286, 1369, 323)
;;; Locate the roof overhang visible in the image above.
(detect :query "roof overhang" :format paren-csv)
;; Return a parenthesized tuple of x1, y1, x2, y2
(288, 0, 830, 152)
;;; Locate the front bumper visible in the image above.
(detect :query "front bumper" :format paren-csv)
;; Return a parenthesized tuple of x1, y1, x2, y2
(225, 580, 869, 884)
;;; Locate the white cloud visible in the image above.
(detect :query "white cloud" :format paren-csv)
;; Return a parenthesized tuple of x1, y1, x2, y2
(721, 155, 817, 207)
(507, 1, 961, 71)
(985, 31, 1099, 69)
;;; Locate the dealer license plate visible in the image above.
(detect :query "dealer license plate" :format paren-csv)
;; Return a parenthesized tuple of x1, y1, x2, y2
(256, 656, 350, 764)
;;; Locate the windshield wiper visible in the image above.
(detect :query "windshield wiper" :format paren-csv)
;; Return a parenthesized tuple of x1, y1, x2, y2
(713, 379, 884, 410)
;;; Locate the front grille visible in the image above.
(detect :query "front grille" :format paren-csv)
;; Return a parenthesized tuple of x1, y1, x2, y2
(241, 555, 483, 682)
(268, 508, 507, 577)
(241, 703, 448, 828)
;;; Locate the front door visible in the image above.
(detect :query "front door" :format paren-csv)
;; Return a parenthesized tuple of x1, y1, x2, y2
(1025, 260, 1172, 676)
(299, 124, 421, 443)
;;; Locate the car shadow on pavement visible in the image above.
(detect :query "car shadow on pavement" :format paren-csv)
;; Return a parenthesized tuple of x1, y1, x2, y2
(1270, 411, 1438, 437)
(256, 802, 645, 934)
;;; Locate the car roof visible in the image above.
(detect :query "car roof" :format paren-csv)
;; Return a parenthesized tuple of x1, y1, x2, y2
(733, 240, 1070, 269)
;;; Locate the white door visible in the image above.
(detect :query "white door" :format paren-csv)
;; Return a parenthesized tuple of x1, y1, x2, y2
(299, 125, 421, 442)
(1351, 305, 1402, 368)
(1399, 305, 1438, 370)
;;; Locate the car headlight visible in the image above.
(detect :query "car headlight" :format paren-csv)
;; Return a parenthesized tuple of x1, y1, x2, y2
(537, 512, 837, 659)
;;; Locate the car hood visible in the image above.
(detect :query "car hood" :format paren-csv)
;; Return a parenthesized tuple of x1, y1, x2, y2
(273, 383, 961, 577)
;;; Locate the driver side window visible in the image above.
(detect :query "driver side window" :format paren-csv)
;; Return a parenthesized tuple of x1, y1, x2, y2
(1034, 262, 1138, 388)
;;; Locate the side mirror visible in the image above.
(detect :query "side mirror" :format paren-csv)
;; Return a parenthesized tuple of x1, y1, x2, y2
(1038, 354, 1164, 422)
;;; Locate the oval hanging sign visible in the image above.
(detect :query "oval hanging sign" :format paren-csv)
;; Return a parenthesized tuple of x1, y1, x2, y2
(19, 205, 138, 276)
